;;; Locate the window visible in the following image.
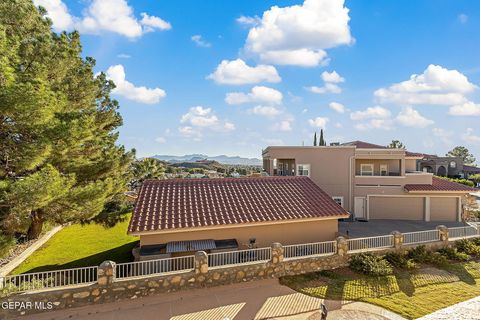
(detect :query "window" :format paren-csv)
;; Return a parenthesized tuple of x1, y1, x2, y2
(297, 164, 310, 176)
(332, 196, 344, 207)
(380, 164, 388, 176)
(449, 161, 456, 168)
(360, 164, 374, 176)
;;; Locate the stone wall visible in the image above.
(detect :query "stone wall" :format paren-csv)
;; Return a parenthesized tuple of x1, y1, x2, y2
(0, 226, 467, 318)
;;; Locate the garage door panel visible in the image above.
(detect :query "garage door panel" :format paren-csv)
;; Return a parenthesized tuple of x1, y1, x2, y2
(430, 198, 458, 221)
(369, 197, 424, 220)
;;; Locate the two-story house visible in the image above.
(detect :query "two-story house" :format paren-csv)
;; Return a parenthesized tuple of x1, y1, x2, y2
(262, 141, 475, 222)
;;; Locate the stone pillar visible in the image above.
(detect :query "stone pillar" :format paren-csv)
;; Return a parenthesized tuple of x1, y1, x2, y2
(271, 242, 283, 264)
(391, 231, 403, 249)
(97, 260, 115, 286)
(194, 251, 208, 274)
(437, 225, 449, 244)
(336, 236, 348, 257)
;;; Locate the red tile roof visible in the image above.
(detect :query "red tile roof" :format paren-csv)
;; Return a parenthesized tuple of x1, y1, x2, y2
(341, 140, 429, 157)
(128, 177, 348, 233)
(404, 177, 476, 192)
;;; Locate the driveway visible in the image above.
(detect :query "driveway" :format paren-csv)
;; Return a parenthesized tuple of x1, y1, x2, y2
(16, 279, 404, 320)
(339, 219, 467, 238)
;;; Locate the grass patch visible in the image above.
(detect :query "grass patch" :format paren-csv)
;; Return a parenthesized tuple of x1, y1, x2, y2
(11, 214, 138, 274)
(280, 260, 480, 319)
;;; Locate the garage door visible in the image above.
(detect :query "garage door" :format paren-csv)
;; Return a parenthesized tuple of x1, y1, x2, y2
(430, 197, 458, 221)
(369, 197, 424, 220)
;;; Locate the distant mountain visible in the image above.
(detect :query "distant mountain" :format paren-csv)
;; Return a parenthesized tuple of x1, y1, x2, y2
(152, 154, 262, 166)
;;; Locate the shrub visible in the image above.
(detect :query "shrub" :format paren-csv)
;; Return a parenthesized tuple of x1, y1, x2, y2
(437, 176, 475, 187)
(407, 245, 429, 263)
(428, 252, 449, 266)
(349, 253, 393, 276)
(437, 247, 470, 261)
(0, 234, 16, 258)
(384, 252, 417, 269)
(455, 239, 480, 257)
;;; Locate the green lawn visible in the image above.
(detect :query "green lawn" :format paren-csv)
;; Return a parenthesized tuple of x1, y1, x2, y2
(280, 260, 480, 319)
(12, 214, 138, 274)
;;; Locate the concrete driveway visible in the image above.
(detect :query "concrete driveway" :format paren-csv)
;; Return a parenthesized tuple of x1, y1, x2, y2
(16, 279, 404, 320)
(339, 219, 467, 238)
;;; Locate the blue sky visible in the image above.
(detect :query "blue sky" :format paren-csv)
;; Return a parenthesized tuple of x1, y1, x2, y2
(36, 0, 480, 162)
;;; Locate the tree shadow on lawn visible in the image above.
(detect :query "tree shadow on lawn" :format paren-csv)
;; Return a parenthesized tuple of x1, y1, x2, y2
(18, 241, 139, 274)
(442, 262, 477, 285)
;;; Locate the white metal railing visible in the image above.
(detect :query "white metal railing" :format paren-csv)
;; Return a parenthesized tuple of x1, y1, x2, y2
(403, 229, 440, 245)
(116, 255, 195, 279)
(0, 266, 98, 294)
(347, 235, 393, 252)
(283, 241, 336, 260)
(449, 226, 479, 239)
(208, 247, 271, 268)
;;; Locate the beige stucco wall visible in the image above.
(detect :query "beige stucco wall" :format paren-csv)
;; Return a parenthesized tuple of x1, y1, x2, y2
(139, 219, 339, 248)
(405, 159, 418, 172)
(263, 147, 355, 210)
(369, 196, 425, 220)
(430, 197, 458, 221)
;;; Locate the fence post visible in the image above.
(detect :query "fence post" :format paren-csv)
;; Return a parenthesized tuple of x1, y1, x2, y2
(194, 251, 208, 274)
(391, 231, 403, 249)
(97, 260, 116, 286)
(336, 236, 348, 257)
(271, 242, 284, 264)
(437, 225, 449, 245)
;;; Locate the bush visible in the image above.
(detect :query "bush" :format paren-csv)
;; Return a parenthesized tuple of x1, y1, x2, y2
(0, 234, 16, 258)
(384, 252, 417, 269)
(455, 239, 480, 257)
(349, 253, 393, 276)
(407, 245, 448, 266)
(437, 176, 475, 187)
(428, 252, 449, 266)
(438, 247, 470, 261)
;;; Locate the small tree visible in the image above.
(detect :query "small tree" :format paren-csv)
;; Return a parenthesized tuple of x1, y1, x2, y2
(446, 146, 476, 165)
(313, 132, 317, 146)
(388, 140, 406, 149)
(319, 129, 326, 146)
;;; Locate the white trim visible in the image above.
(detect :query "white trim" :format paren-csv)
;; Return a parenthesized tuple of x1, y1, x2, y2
(425, 196, 431, 222)
(354, 197, 366, 219)
(355, 175, 405, 179)
(332, 196, 344, 208)
(129, 215, 348, 236)
(296, 164, 310, 177)
(458, 196, 462, 222)
(360, 163, 374, 176)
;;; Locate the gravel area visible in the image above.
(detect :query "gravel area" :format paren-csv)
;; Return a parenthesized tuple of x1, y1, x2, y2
(418, 296, 480, 320)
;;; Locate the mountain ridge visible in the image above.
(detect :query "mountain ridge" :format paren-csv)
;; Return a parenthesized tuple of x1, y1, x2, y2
(151, 154, 262, 166)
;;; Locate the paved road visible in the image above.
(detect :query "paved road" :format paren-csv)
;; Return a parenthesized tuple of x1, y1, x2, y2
(339, 219, 466, 238)
(14, 279, 404, 320)
(417, 296, 480, 320)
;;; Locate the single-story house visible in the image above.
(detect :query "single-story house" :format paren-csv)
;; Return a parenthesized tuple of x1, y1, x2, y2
(128, 176, 348, 259)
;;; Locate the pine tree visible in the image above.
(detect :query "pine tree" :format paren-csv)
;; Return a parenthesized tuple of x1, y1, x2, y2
(319, 129, 326, 146)
(313, 132, 317, 146)
(0, 1, 134, 238)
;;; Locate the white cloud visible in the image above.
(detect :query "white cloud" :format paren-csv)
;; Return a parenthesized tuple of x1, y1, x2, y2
(262, 138, 284, 145)
(354, 119, 393, 131)
(191, 35, 211, 48)
(117, 53, 131, 59)
(350, 106, 391, 121)
(328, 102, 345, 113)
(236, 15, 261, 26)
(180, 106, 235, 134)
(34, 0, 171, 39)
(247, 105, 282, 117)
(462, 128, 480, 144)
(272, 120, 292, 131)
(448, 101, 480, 116)
(244, 0, 353, 67)
(396, 107, 434, 128)
(105, 65, 166, 104)
(178, 126, 202, 140)
(207, 59, 281, 85)
(458, 13, 468, 24)
(140, 12, 171, 32)
(308, 117, 329, 129)
(155, 137, 166, 143)
(321, 71, 345, 83)
(374, 64, 477, 105)
(432, 128, 453, 145)
(306, 70, 345, 94)
(306, 83, 341, 94)
(225, 86, 283, 105)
